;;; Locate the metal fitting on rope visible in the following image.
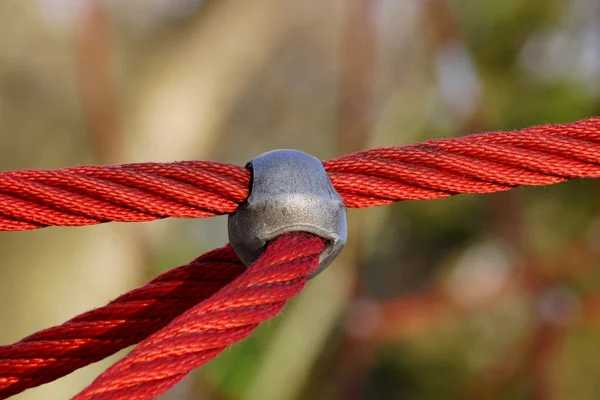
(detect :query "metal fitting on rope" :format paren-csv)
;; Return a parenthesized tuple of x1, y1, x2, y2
(228, 149, 347, 278)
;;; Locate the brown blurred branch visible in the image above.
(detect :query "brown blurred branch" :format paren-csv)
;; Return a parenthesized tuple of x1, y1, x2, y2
(422, 0, 459, 49)
(75, 1, 122, 163)
(530, 321, 564, 400)
(337, 0, 378, 156)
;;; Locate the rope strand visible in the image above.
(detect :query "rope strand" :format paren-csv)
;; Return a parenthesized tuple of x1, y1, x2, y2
(2, 118, 600, 231)
(0, 161, 249, 231)
(73, 232, 324, 400)
(0, 245, 245, 399)
(2, 117, 600, 398)
(323, 118, 600, 207)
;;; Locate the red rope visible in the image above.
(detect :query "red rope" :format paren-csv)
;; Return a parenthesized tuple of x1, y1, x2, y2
(2, 117, 600, 398)
(73, 232, 323, 400)
(324, 117, 600, 207)
(0, 233, 321, 399)
(0, 161, 249, 231)
(2, 117, 600, 231)
(0, 245, 245, 399)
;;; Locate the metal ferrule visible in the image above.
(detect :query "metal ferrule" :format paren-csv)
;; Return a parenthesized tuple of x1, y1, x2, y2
(228, 149, 347, 278)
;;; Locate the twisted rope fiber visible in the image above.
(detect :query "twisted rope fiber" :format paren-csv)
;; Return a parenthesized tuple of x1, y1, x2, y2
(73, 232, 324, 400)
(324, 117, 600, 207)
(0, 233, 322, 399)
(1, 117, 600, 398)
(0, 245, 246, 399)
(1, 117, 600, 232)
(0, 161, 249, 231)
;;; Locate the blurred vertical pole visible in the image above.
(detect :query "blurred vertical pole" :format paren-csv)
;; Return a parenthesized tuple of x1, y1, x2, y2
(76, 0, 123, 163)
(530, 322, 563, 400)
(75, 0, 151, 274)
(337, 0, 377, 156)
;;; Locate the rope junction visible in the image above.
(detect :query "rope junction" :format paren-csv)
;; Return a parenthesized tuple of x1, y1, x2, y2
(1, 117, 600, 399)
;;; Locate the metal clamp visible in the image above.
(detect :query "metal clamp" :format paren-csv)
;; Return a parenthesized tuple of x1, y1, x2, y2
(228, 149, 347, 278)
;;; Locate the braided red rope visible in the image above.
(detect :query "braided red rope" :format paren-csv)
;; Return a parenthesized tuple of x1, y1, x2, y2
(74, 232, 323, 400)
(1, 117, 600, 398)
(0, 161, 249, 231)
(0, 245, 245, 399)
(325, 117, 600, 207)
(2, 117, 599, 231)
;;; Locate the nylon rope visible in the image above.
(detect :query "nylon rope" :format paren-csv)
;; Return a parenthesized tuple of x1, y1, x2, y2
(1, 117, 599, 231)
(73, 232, 323, 400)
(1, 117, 600, 399)
(0, 245, 245, 399)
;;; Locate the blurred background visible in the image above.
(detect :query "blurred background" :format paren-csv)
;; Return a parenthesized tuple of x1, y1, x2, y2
(1, 0, 600, 399)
